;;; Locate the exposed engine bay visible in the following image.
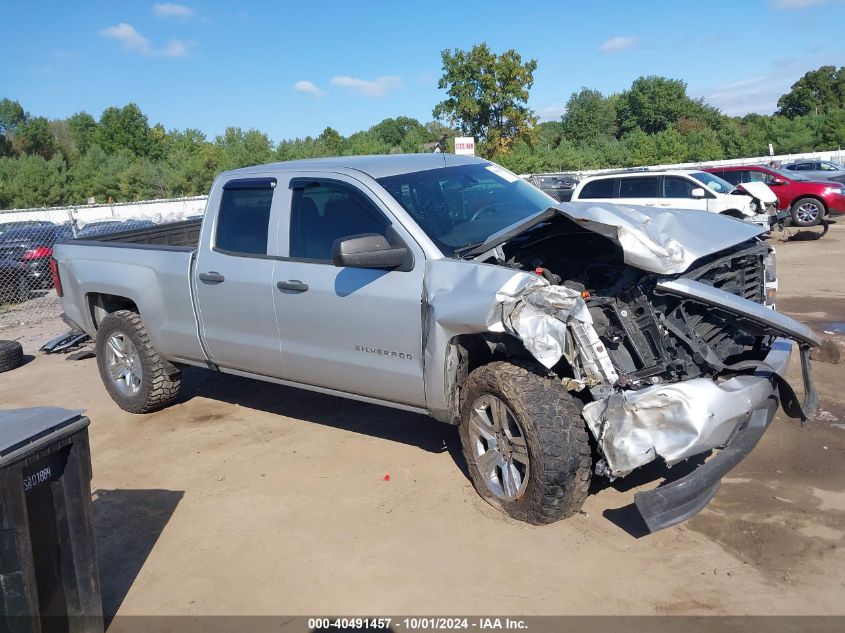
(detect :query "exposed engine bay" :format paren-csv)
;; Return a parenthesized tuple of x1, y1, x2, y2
(425, 204, 817, 482)
(479, 215, 775, 393)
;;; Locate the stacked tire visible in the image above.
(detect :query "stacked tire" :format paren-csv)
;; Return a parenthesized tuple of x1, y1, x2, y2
(0, 340, 24, 373)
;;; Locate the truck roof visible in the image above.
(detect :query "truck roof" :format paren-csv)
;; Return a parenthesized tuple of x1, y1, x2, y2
(218, 153, 489, 180)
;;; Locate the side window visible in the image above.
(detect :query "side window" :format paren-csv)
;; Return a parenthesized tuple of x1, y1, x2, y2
(662, 176, 696, 198)
(619, 176, 659, 198)
(289, 180, 389, 261)
(579, 178, 616, 199)
(747, 170, 773, 184)
(798, 163, 812, 171)
(215, 179, 275, 255)
(821, 162, 837, 171)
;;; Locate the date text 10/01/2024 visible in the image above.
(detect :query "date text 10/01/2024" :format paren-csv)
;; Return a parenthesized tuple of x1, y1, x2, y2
(308, 618, 528, 630)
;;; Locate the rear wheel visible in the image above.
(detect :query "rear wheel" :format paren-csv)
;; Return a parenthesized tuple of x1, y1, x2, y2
(95, 310, 181, 413)
(16, 276, 31, 303)
(790, 197, 825, 227)
(458, 361, 592, 524)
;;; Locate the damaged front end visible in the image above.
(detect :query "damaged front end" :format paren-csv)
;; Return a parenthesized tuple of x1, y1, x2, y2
(432, 202, 820, 531)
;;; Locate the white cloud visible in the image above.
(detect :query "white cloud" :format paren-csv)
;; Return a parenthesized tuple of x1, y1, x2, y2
(704, 77, 784, 115)
(293, 80, 325, 97)
(330, 75, 401, 97)
(100, 23, 152, 55)
(153, 3, 194, 18)
(161, 39, 189, 57)
(100, 23, 189, 58)
(599, 36, 637, 53)
(536, 105, 566, 121)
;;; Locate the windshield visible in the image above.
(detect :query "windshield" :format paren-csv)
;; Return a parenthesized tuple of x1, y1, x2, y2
(690, 171, 734, 194)
(376, 164, 555, 256)
(773, 168, 809, 181)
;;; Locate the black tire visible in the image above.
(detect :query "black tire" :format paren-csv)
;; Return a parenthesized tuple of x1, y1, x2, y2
(0, 340, 24, 373)
(16, 276, 31, 303)
(95, 310, 181, 413)
(790, 197, 825, 227)
(459, 361, 592, 525)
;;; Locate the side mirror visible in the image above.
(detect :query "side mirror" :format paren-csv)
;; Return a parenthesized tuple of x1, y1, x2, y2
(770, 177, 785, 186)
(332, 233, 409, 270)
(690, 187, 706, 198)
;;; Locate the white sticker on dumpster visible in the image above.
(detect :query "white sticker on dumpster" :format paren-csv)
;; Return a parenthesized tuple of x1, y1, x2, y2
(23, 466, 52, 491)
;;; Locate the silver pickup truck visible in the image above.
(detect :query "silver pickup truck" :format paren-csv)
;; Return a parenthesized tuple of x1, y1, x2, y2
(53, 154, 819, 531)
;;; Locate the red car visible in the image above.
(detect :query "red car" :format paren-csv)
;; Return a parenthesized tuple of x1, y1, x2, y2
(704, 164, 845, 226)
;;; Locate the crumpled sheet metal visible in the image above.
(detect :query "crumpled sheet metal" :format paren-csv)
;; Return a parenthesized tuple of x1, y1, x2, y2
(582, 339, 793, 476)
(422, 259, 602, 419)
(556, 202, 764, 275)
(738, 180, 778, 206)
(497, 282, 591, 369)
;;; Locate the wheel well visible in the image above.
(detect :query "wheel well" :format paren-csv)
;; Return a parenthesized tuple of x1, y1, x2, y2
(444, 332, 575, 424)
(87, 293, 139, 329)
(720, 209, 745, 219)
(791, 195, 827, 212)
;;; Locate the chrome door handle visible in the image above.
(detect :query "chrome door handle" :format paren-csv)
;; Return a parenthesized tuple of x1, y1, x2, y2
(199, 271, 225, 284)
(277, 280, 309, 293)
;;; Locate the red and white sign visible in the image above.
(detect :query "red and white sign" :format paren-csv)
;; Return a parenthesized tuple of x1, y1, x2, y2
(454, 137, 475, 156)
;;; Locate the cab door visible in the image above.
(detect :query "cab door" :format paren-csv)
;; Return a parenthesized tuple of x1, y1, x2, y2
(270, 173, 427, 406)
(193, 175, 286, 377)
(660, 175, 710, 211)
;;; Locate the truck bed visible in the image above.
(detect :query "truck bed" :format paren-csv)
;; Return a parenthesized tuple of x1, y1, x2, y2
(78, 218, 202, 248)
(54, 223, 205, 365)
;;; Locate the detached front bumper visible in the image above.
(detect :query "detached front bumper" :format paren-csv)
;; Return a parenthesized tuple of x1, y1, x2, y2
(584, 337, 809, 533)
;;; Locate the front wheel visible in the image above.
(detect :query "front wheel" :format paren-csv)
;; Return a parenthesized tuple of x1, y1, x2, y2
(791, 197, 825, 227)
(458, 361, 592, 524)
(95, 310, 181, 413)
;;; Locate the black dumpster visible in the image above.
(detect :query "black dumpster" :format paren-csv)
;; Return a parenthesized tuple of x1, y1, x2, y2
(0, 407, 102, 633)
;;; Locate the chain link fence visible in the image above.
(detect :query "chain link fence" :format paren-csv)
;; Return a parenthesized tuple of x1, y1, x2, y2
(0, 196, 208, 333)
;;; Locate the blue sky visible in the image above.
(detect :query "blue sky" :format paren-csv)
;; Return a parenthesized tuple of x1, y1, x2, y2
(3, 0, 844, 142)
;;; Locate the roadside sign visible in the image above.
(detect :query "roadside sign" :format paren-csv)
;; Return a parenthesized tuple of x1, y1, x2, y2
(454, 137, 475, 156)
(768, 143, 774, 156)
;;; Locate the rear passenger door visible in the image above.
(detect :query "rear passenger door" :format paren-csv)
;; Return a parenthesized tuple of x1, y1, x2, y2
(616, 176, 660, 207)
(194, 176, 285, 376)
(271, 173, 427, 407)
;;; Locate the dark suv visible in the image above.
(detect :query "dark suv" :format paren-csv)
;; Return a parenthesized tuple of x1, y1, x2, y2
(0, 225, 73, 288)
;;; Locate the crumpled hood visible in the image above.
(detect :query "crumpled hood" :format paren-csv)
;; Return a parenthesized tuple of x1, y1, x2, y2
(735, 180, 778, 205)
(555, 201, 765, 274)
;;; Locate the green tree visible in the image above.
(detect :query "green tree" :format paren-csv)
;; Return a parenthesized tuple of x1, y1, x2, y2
(561, 88, 617, 145)
(67, 112, 97, 155)
(119, 158, 171, 200)
(0, 98, 27, 136)
(617, 76, 695, 135)
(0, 153, 67, 208)
(622, 129, 657, 166)
(777, 65, 845, 118)
(66, 145, 132, 203)
(216, 127, 275, 170)
(94, 103, 154, 157)
(345, 130, 391, 155)
(17, 117, 55, 158)
(654, 125, 686, 163)
(316, 126, 344, 155)
(433, 42, 538, 157)
(683, 128, 723, 161)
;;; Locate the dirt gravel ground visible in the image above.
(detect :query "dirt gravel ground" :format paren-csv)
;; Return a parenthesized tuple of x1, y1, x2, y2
(0, 222, 843, 618)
